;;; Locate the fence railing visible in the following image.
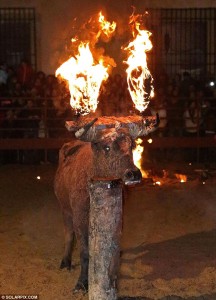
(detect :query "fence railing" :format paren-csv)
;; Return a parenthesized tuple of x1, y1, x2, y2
(0, 96, 216, 164)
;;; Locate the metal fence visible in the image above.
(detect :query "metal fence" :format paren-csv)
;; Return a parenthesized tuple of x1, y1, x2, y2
(146, 8, 216, 81)
(0, 96, 215, 164)
(0, 8, 36, 69)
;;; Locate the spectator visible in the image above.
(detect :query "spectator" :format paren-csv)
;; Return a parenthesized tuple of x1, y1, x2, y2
(0, 63, 8, 96)
(18, 99, 40, 138)
(179, 71, 195, 98)
(1, 109, 18, 163)
(202, 106, 216, 163)
(183, 99, 202, 162)
(183, 99, 201, 136)
(47, 89, 72, 137)
(167, 87, 183, 137)
(0, 63, 8, 84)
(150, 89, 168, 137)
(17, 60, 34, 90)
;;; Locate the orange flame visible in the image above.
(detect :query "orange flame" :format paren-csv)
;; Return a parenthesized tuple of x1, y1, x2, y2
(98, 12, 116, 37)
(133, 138, 147, 178)
(124, 14, 154, 112)
(56, 42, 109, 115)
(175, 174, 187, 183)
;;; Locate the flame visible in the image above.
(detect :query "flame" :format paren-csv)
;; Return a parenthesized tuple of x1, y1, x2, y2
(154, 181, 161, 186)
(133, 138, 147, 178)
(71, 37, 78, 43)
(56, 42, 109, 115)
(124, 14, 154, 112)
(98, 12, 116, 37)
(175, 174, 187, 183)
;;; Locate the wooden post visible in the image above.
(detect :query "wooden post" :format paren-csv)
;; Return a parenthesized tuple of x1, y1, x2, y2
(88, 178, 123, 300)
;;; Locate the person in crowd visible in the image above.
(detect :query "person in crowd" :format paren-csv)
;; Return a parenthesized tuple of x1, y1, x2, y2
(183, 99, 202, 136)
(47, 88, 72, 137)
(201, 98, 216, 163)
(167, 86, 183, 137)
(1, 109, 19, 163)
(172, 73, 181, 89)
(11, 82, 24, 97)
(46, 88, 72, 162)
(150, 88, 168, 137)
(0, 63, 8, 96)
(17, 99, 41, 163)
(183, 99, 202, 162)
(18, 99, 40, 138)
(44, 74, 57, 99)
(149, 89, 168, 161)
(16, 59, 34, 90)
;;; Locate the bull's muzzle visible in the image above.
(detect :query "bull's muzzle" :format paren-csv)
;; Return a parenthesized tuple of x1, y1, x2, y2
(123, 169, 142, 185)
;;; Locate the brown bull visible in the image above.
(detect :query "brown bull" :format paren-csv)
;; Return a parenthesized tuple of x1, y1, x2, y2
(54, 115, 159, 292)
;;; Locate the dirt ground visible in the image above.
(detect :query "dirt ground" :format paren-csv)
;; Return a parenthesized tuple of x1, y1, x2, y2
(0, 162, 216, 300)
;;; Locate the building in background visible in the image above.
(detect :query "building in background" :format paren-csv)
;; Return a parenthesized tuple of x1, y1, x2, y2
(0, 0, 215, 82)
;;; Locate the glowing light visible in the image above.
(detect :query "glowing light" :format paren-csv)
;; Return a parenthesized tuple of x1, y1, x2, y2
(36, 176, 41, 180)
(71, 37, 78, 43)
(98, 12, 116, 37)
(133, 138, 147, 178)
(175, 174, 187, 183)
(147, 138, 153, 144)
(56, 42, 109, 115)
(154, 181, 161, 186)
(124, 13, 154, 113)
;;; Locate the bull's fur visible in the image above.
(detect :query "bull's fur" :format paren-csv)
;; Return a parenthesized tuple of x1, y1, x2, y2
(54, 128, 142, 292)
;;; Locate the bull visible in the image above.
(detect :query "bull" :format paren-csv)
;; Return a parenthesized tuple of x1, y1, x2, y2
(54, 115, 159, 293)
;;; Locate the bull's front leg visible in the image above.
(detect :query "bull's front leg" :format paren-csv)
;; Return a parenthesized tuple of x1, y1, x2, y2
(72, 200, 89, 293)
(73, 229, 89, 293)
(60, 210, 75, 270)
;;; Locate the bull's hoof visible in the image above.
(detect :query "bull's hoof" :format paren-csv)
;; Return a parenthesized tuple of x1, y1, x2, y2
(60, 257, 72, 271)
(73, 280, 88, 294)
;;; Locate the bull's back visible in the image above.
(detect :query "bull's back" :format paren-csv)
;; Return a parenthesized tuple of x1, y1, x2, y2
(54, 140, 93, 212)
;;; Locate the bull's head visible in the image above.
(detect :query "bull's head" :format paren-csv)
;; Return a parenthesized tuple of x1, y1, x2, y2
(66, 114, 159, 185)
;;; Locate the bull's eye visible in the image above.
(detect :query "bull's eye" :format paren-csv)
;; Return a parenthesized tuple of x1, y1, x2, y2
(104, 145, 110, 152)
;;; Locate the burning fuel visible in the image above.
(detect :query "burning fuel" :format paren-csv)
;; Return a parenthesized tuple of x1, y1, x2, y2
(56, 12, 117, 115)
(133, 138, 148, 178)
(56, 10, 154, 116)
(98, 12, 116, 38)
(56, 42, 109, 115)
(175, 174, 187, 183)
(124, 13, 154, 113)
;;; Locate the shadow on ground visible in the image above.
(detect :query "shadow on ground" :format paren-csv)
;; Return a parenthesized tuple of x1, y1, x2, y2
(121, 230, 216, 281)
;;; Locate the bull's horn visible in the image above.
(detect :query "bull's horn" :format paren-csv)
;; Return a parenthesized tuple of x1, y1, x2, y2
(129, 113, 160, 139)
(75, 118, 98, 141)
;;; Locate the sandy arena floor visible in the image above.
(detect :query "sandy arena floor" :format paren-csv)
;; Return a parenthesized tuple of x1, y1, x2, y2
(0, 163, 216, 300)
